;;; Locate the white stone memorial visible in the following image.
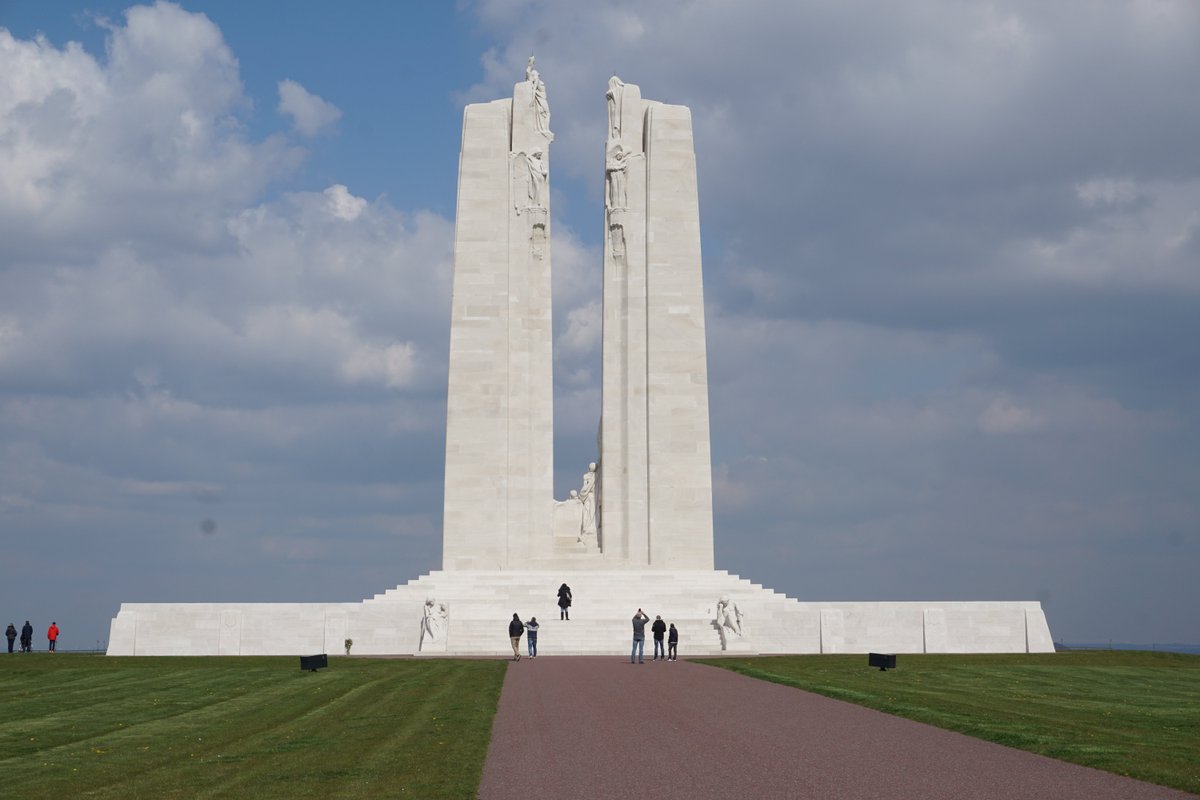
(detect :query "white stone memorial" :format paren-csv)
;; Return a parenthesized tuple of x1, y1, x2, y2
(106, 68, 1055, 657)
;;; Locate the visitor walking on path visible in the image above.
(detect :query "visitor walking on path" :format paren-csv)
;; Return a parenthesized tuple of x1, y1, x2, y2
(5, 623, 15, 653)
(508, 613, 524, 661)
(630, 609, 649, 663)
(651, 615, 667, 661)
(47, 622, 59, 652)
(667, 623, 679, 661)
(20, 620, 33, 653)
(557, 583, 572, 620)
(526, 617, 540, 657)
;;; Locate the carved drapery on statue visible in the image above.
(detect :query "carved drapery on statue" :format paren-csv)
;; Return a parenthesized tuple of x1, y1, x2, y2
(420, 597, 449, 652)
(526, 56, 553, 142)
(514, 60, 551, 268)
(604, 75, 638, 274)
(578, 462, 598, 544)
(606, 142, 629, 210)
(604, 76, 629, 212)
(514, 150, 548, 213)
(606, 75, 625, 140)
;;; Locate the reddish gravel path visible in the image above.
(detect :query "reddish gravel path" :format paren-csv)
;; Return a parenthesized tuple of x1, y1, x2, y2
(478, 656, 1192, 800)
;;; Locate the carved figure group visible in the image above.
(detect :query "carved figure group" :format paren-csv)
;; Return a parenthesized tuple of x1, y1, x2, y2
(715, 595, 744, 649)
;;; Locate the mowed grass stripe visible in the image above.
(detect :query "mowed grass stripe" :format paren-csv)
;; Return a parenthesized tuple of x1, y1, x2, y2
(5, 661, 320, 758)
(1, 655, 506, 799)
(699, 651, 1200, 795)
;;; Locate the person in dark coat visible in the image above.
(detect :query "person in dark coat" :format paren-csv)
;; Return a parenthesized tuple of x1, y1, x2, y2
(557, 583, 572, 620)
(651, 615, 667, 661)
(668, 623, 679, 661)
(5, 624, 16, 653)
(20, 620, 33, 653)
(508, 613, 525, 661)
(630, 609, 649, 663)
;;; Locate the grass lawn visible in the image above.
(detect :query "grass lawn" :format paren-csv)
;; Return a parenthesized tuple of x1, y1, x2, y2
(698, 650, 1200, 795)
(0, 654, 507, 799)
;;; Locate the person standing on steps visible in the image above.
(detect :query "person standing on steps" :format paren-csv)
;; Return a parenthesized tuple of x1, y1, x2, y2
(557, 583, 572, 620)
(5, 623, 16, 653)
(630, 609, 649, 663)
(526, 616, 540, 658)
(651, 615, 667, 661)
(20, 620, 33, 653)
(47, 622, 59, 653)
(508, 613, 525, 661)
(668, 623, 679, 661)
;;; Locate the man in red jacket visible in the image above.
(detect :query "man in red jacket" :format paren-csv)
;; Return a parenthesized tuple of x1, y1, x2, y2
(47, 622, 59, 653)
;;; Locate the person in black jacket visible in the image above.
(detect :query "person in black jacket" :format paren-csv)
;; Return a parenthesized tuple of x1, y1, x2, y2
(651, 615, 667, 661)
(508, 613, 525, 661)
(5, 623, 16, 653)
(631, 609, 649, 663)
(557, 583, 572, 620)
(20, 620, 33, 653)
(667, 623, 679, 661)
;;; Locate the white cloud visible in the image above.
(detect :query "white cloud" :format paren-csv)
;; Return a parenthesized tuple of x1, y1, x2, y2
(324, 184, 366, 221)
(558, 301, 600, 357)
(1010, 179, 1200, 289)
(0, 3, 302, 259)
(122, 479, 222, 500)
(0, 493, 35, 511)
(1076, 177, 1141, 208)
(0, 6, 454, 611)
(260, 535, 332, 561)
(278, 78, 342, 136)
(979, 397, 1042, 435)
(239, 305, 420, 390)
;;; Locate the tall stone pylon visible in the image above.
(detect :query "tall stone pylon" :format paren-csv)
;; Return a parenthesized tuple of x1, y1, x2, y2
(599, 78, 715, 569)
(442, 58, 556, 569)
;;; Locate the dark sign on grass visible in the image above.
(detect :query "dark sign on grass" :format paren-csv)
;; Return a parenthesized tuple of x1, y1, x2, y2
(300, 653, 328, 672)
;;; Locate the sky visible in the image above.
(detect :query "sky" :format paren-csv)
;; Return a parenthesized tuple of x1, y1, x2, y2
(1, 0, 1197, 650)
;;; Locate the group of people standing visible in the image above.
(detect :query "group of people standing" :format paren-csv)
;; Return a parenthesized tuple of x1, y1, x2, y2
(506, 582, 574, 660)
(6, 621, 58, 653)
(630, 609, 678, 663)
(504, 584, 681, 663)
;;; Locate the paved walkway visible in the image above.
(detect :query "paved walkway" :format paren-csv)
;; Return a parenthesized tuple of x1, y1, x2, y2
(478, 656, 1192, 800)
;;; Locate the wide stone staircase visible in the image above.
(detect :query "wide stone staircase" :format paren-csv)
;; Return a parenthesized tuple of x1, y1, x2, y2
(362, 569, 800, 656)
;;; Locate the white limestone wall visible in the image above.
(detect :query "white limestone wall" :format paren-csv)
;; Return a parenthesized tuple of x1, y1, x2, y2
(644, 103, 715, 570)
(108, 603, 353, 656)
(443, 82, 555, 570)
(108, 573, 1054, 657)
(600, 87, 714, 570)
(506, 81, 555, 564)
(443, 98, 512, 570)
(600, 83, 649, 566)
